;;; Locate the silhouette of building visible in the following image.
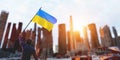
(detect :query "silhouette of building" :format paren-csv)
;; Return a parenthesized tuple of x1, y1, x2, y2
(83, 26, 90, 50)
(58, 24, 67, 55)
(88, 23, 100, 49)
(67, 31, 71, 51)
(32, 23, 36, 47)
(117, 36, 120, 48)
(99, 27, 105, 47)
(2, 23, 11, 49)
(74, 31, 83, 49)
(0, 11, 9, 44)
(112, 27, 120, 47)
(6, 22, 23, 48)
(40, 28, 53, 57)
(69, 16, 75, 51)
(99, 25, 113, 47)
(74, 31, 83, 51)
(36, 27, 42, 56)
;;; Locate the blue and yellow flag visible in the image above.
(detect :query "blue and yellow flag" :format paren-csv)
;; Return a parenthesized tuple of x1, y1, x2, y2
(32, 9, 57, 31)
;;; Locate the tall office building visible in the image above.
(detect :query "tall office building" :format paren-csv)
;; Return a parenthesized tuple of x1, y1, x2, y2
(74, 31, 82, 43)
(41, 28, 53, 57)
(36, 27, 42, 56)
(67, 31, 71, 51)
(88, 23, 100, 49)
(99, 25, 113, 47)
(99, 27, 105, 47)
(112, 27, 120, 46)
(0, 11, 9, 44)
(58, 24, 67, 55)
(74, 31, 83, 51)
(8, 23, 17, 48)
(69, 16, 75, 51)
(83, 26, 90, 50)
(2, 23, 11, 49)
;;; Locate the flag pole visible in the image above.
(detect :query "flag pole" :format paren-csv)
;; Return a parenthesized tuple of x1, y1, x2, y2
(23, 7, 42, 32)
(23, 20, 32, 31)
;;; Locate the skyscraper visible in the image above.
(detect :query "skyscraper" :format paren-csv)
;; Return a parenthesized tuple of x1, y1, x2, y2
(0, 11, 9, 44)
(67, 31, 71, 51)
(88, 23, 100, 49)
(112, 27, 120, 46)
(74, 31, 83, 51)
(69, 16, 75, 51)
(99, 27, 105, 47)
(83, 26, 90, 50)
(99, 25, 113, 47)
(58, 24, 67, 55)
(36, 27, 42, 56)
(8, 23, 17, 48)
(2, 23, 11, 49)
(41, 28, 53, 57)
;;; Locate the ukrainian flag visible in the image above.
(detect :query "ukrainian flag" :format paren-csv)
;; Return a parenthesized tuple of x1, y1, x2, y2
(32, 9, 57, 31)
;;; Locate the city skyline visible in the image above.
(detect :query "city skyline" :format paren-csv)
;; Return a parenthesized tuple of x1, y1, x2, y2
(0, 0, 120, 51)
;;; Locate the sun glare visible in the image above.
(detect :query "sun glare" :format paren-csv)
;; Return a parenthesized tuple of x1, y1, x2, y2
(73, 24, 83, 31)
(73, 21, 85, 31)
(73, 21, 88, 38)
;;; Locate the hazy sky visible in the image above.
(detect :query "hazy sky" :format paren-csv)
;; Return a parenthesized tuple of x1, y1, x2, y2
(0, 0, 120, 51)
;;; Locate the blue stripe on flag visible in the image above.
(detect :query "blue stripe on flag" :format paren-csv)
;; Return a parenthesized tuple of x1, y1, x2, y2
(36, 9, 57, 24)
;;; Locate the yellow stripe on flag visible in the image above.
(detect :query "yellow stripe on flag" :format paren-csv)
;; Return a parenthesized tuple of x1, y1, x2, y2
(32, 15, 53, 31)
